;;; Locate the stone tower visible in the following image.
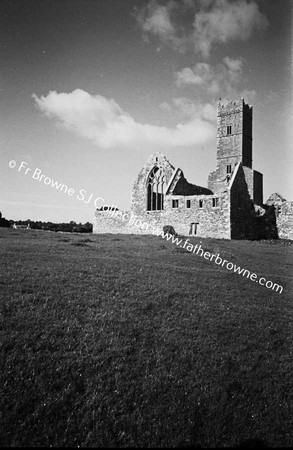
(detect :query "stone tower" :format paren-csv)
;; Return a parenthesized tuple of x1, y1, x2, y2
(208, 98, 263, 205)
(208, 98, 253, 193)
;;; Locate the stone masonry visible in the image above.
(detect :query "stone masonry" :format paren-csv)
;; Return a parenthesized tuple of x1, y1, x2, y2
(93, 98, 292, 240)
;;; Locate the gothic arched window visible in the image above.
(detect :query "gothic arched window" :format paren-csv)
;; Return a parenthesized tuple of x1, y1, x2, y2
(147, 166, 165, 211)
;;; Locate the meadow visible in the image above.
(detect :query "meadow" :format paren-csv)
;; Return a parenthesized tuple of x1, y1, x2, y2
(1, 228, 293, 447)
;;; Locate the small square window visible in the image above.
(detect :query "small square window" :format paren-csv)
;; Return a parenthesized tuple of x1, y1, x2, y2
(186, 200, 191, 208)
(172, 199, 179, 208)
(199, 199, 203, 208)
(212, 198, 219, 207)
(227, 164, 232, 174)
(227, 125, 232, 135)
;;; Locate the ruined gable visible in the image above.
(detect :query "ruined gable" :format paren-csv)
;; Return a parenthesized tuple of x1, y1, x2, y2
(131, 153, 175, 216)
(166, 168, 213, 196)
(173, 175, 213, 196)
(265, 194, 293, 240)
(265, 192, 287, 207)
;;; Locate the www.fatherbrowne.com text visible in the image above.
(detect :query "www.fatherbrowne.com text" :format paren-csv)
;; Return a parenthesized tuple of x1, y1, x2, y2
(11, 160, 284, 294)
(157, 229, 283, 294)
(106, 208, 283, 294)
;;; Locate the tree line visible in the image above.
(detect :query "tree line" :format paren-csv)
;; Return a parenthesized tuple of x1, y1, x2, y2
(0, 212, 92, 233)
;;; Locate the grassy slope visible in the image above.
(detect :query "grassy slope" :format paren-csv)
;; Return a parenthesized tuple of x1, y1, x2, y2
(0, 228, 293, 447)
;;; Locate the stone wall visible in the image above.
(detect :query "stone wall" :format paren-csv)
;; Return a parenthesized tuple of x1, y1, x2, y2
(93, 209, 167, 235)
(93, 192, 231, 239)
(253, 170, 263, 206)
(162, 192, 231, 238)
(242, 166, 253, 202)
(230, 164, 254, 239)
(277, 202, 293, 240)
(242, 167, 263, 205)
(93, 210, 135, 234)
(242, 102, 252, 168)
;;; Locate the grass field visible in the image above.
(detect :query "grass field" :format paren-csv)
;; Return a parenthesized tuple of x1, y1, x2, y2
(1, 228, 293, 447)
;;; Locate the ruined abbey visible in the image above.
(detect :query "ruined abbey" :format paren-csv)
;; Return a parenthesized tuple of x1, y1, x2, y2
(93, 99, 293, 240)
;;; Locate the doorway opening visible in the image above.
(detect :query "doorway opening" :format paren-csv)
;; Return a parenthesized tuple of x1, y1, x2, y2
(189, 222, 199, 236)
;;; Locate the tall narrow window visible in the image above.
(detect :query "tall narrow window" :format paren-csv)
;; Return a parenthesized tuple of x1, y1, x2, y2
(227, 125, 232, 135)
(227, 164, 232, 174)
(199, 199, 203, 208)
(172, 199, 179, 208)
(186, 200, 191, 208)
(147, 166, 165, 211)
(212, 198, 219, 207)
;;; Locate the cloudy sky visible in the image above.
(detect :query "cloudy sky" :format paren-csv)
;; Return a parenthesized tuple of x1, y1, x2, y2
(0, 0, 292, 222)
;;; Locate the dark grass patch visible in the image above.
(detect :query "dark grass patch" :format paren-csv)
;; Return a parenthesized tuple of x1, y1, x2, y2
(157, 244, 168, 250)
(0, 227, 293, 447)
(172, 246, 192, 254)
(20, 286, 35, 295)
(258, 239, 293, 246)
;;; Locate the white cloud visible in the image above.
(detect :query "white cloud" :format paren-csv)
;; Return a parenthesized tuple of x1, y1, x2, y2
(223, 56, 242, 73)
(141, 3, 175, 37)
(174, 57, 256, 105)
(193, 0, 268, 57)
(238, 89, 257, 105)
(163, 97, 217, 122)
(159, 101, 172, 112)
(33, 89, 215, 149)
(134, 0, 187, 52)
(175, 57, 248, 98)
(135, 0, 268, 57)
(175, 63, 213, 86)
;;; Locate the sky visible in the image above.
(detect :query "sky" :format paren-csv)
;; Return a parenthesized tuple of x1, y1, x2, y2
(0, 0, 292, 223)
